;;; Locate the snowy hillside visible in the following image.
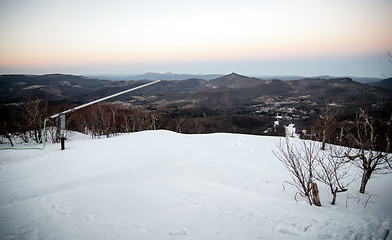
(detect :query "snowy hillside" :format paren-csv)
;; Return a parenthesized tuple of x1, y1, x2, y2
(0, 130, 391, 239)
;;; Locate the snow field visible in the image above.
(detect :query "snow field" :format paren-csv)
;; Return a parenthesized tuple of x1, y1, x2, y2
(0, 130, 391, 239)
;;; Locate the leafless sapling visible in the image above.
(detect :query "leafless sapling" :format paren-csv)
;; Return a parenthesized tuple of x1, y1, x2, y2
(317, 105, 340, 150)
(315, 145, 355, 205)
(343, 109, 392, 194)
(21, 98, 48, 143)
(273, 137, 321, 206)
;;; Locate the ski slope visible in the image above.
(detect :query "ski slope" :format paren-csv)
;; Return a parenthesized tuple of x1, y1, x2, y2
(0, 130, 391, 239)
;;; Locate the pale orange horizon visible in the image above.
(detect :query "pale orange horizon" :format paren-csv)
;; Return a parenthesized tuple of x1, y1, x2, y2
(1, 0, 391, 77)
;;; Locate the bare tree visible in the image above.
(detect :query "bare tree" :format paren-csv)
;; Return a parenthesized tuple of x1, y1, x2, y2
(175, 118, 186, 133)
(309, 105, 340, 150)
(108, 104, 119, 136)
(0, 121, 14, 146)
(273, 137, 321, 206)
(192, 118, 205, 134)
(343, 109, 392, 194)
(386, 116, 392, 170)
(89, 104, 114, 138)
(315, 145, 355, 205)
(121, 110, 132, 133)
(20, 98, 48, 143)
(319, 106, 340, 150)
(45, 117, 61, 143)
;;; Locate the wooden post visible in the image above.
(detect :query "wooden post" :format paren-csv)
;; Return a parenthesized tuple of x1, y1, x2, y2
(311, 182, 322, 206)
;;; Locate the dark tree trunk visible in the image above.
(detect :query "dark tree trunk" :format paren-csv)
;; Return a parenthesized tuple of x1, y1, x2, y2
(321, 131, 326, 150)
(331, 191, 337, 205)
(6, 134, 14, 147)
(305, 194, 313, 206)
(311, 182, 322, 206)
(359, 168, 371, 194)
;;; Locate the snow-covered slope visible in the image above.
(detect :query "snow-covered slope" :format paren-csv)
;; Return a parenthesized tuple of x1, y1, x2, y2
(0, 130, 391, 239)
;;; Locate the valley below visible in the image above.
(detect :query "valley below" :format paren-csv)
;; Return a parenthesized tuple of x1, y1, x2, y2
(1, 73, 391, 137)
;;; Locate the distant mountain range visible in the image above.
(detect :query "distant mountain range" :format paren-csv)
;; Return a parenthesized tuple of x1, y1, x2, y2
(86, 72, 385, 83)
(367, 78, 392, 91)
(1, 73, 390, 108)
(86, 72, 224, 81)
(1, 72, 391, 136)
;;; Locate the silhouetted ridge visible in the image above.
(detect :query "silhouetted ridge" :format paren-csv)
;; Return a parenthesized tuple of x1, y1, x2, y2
(208, 72, 263, 88)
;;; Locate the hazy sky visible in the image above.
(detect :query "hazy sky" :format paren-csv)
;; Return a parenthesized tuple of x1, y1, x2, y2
(1, 0, 391, 77)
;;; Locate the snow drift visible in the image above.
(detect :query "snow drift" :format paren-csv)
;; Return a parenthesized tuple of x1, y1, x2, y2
(0, 130, 391, 239)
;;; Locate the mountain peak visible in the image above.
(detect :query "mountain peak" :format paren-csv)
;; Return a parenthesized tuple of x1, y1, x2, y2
(228, 72, 241, 76)
(208, 72, 262, 88)
(226, 72, 247, 78)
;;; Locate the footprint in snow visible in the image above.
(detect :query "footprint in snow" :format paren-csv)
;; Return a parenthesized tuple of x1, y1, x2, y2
(134, 224, 152, 232)
(83, 214, 96, 221)
(51, 203, 71, 216)
(99, 220, 119, 227)
(14, 225, 38, 240)
(1, 233, 15, 240)
(317, 232, 333, 239)
(168, 228, 189, 236)
(275, 225, 300, 237)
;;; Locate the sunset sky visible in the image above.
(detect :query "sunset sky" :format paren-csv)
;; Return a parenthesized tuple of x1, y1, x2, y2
(1, 0, 391, 77)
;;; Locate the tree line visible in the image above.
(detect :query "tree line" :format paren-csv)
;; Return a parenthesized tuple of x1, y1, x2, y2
(0, 98, 212, 145)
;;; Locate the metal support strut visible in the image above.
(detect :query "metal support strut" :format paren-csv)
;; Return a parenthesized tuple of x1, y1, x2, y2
(48, 79, 162, 150)
(60, 114, 65, 150)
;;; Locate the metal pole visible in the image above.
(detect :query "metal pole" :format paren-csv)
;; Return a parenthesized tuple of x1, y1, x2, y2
(49, 80, 162, 119)
(60, 114, 65, 150)
(47, 79, 162, 150)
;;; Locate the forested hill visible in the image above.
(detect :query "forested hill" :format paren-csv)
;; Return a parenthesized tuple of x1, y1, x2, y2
(1, 73, 391, 136)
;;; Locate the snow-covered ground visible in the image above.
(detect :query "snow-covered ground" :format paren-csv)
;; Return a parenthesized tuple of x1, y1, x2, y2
(0, 130, 391, 240)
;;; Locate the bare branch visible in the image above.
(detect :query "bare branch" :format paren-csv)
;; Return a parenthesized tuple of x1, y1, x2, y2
(315, 144, 355, 204)
(273, 137, 322, 206)
(341, 109, 392, 193)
